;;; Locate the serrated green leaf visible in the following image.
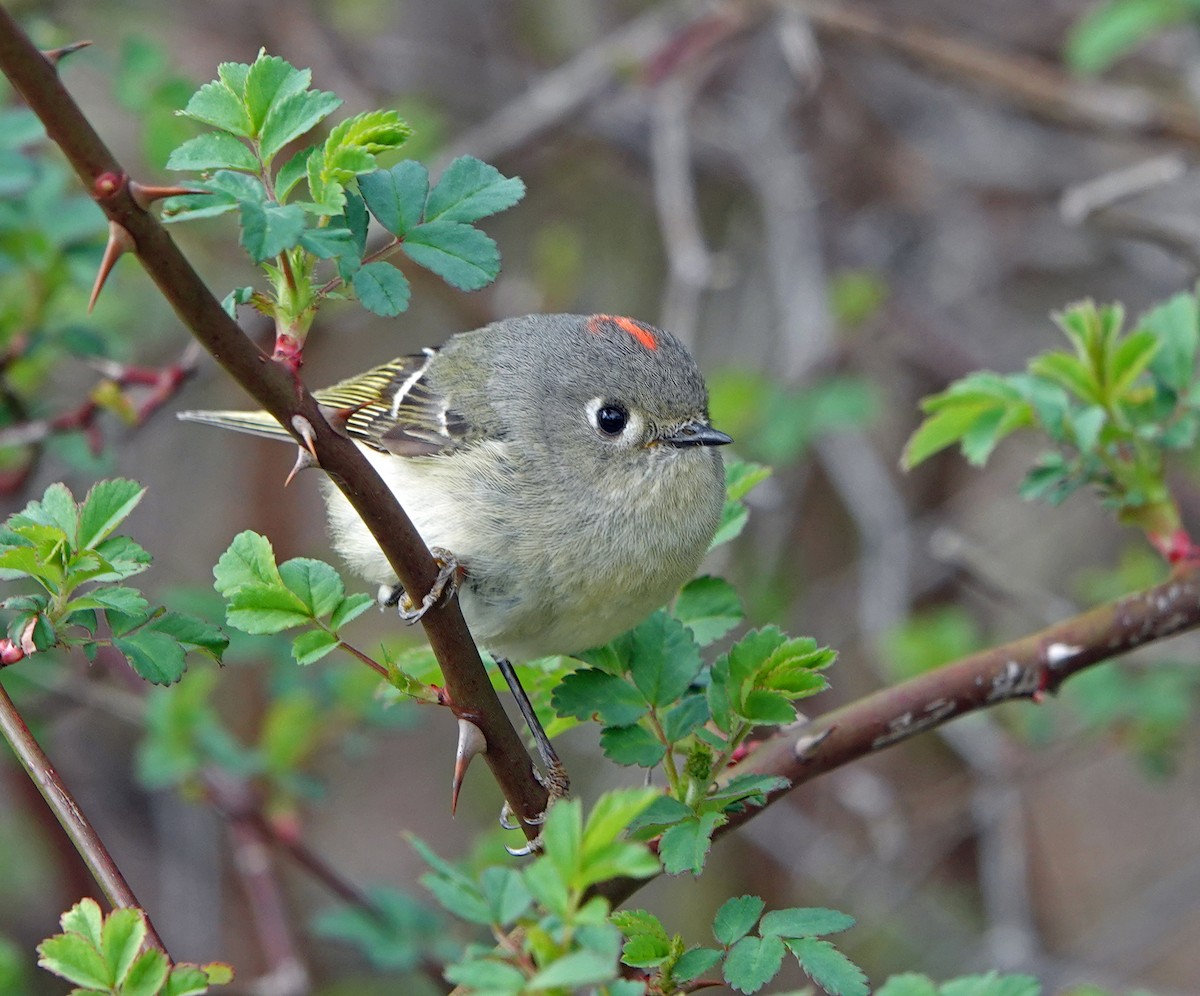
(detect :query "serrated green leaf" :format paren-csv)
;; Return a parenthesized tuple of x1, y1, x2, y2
(180, 79, 251, 136)
(36, 933, 110, 989)
(1107, 327, 1159, 398)
(674, 946, 724, 982)
(325, 109, 412, 158)
(785, 937, 869, 996)
(708, 773, 790, 808)
(540, 797, 583, 884)
(726, 460, 771, 502)
(121, 948, 171, 996)
(214, 531, 284, 594)
(674, 575, 743, 645)
(425, 156, 525, 224)
(291, 627, 339, 665)
(275, 146, 315, 202)
(259, 88, 342, 161)
(329, 592, 373, 631)
(278, 557, 344, 617)
(713, 895, 766, 946)
(1029, 351, 1100, 404)
(358, 160, 428, 237)
(299, 225, 358, 259)
(760, 907, 855, 938)
(166, 132, 258, 172)
(61, 898, 105, 949)
(626, 795, 693, 837)
(226, 583, 312, 633)
(552, 668, 648, 726)
(115, 629, 188, 685)
(245, 55, 310, 134)
(420, 870, 492, 925)
(402, 221, 499, 290)
(148, 611, 228, 660)
(660, 811, 725, 875)
(628, 611, 703, 708)
(162, 961, 221, 996)
(582, 788, 660, 855)
(78, 479, 145, 550)
(600, 724, 665, 767)
(527, 948, 618, 990)
(1143, 291, 1199, 392)
(478, 866, 534, 926)
(662, 693, 710, 742)
(238, 200, 307, 262)
(619, 932, 672, 968)
(723, 934, 785, 994)
(522, 853, 571, 918)
(100, 907, 144, 985)
(222, 286, 255, 318)
(353, 261, 411, 316)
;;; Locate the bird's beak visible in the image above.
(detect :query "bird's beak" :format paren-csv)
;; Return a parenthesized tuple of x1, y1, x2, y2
(660, 421, 733, 448)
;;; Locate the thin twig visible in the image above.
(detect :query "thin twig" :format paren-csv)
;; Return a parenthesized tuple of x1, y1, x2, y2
(0, 677, 168, 953)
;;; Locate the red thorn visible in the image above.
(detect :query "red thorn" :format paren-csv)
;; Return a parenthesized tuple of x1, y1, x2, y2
(43, 40, 92, 66)
(88, 221, 135, 313)
(129, 181, 205, 211)
(93, 171, 125, 201)
(451, 718, 488, 815)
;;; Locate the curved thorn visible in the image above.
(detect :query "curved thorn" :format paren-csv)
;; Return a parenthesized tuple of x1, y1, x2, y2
(284, 447, 316, 487)
(43, 40, 91, 66)
(451, 718, 487, 815)
(290, 415, 319, 458)
(129, 181, 205, 211)
(88, 221, 135, 313)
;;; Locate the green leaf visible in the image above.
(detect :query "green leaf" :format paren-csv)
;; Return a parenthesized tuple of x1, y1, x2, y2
(238, 200, 307, 262)
(37, 932, 110, 989)
(527, 949, 618, 990)
(522, 854, 571, 919)
(479, 866, 534, 925)
(713, 895, 766, 946)
(1065, 0, 1187, 74)
(626, 795, 693, 837)
(726, 460, 772, 502)
(261, 691, 321, 771)
(674, 946, 724, 982)
(785, 937, 870, 996)
(353, 261, 411, 316)
(628, 611, 703, 708)
(425, 156, 525, 224)
(259, 88, 342, 161)
(402, 221, 499, 290)
(166, 132, 258, 172)
(325, 109, 412, 158)
(939, 973, 1040, 996)
(279, 557, 344, 617)
(1029, 352, 1100, 404)
(582, 788, 661, 856)
(707, 773, 790, 808)
(1068, 405, 1107, 453)
(444, 957, 527, 992)
(552, 668, 648, 726)
(115, 629, 188, 684)
(1143, 291, 1199, 392)
(1107, 327, 1160, 398)
(674, 575, 743, 645)
(78, 479, 145, 549)
(313, 886, 452, 972)
(540, 797, 583, 884)
(244, 55, 311, 134)
(723, 934, 785, 994)
(226, 583, 312, 633)
(222, 286, 255, 318)
(291, 627, 339, 665)
(60, 897, 104, 947)
(600, 724, 666, 767)
(275, 147, 316, 202)
(662, 693, 710, 743)
(100, 907, 145, 985)
(760, 907, 855, 938)
(330, 592, 374, 630)
(122, 949, 172, 996)
(358, 161, 428, 236)
(14, 481, 79, 542)
(612, 909, 671, 967)
(214, 531, 284, 594)
(162, 961, 223, 996)
(148, 612, 227, 660)
(299, 225, 358, 260)
(875, 975, 938, 996)
(180, 79, 252, 136)
(660, 811, 725, 875)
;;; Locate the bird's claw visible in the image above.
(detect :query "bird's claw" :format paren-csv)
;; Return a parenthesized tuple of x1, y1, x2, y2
(392, 548, 460, 624)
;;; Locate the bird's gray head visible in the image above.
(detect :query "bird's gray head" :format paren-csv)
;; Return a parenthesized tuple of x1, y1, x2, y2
(471, 314, 731, 464)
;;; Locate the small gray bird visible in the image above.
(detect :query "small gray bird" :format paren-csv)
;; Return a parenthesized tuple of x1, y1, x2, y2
(178, 313, 731, 781)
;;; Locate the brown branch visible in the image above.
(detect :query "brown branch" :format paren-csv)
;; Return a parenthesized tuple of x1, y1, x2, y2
(0, 677, 168, 952)
(796, 0, 1200, 148)
(593, 562, 1200, 906)
(0, 15, 548, 834)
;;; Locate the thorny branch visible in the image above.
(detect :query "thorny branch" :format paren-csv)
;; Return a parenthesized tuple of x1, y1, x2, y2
(0, 12, 549, 843)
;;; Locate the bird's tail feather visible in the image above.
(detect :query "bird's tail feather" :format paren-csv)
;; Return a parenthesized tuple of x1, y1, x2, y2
(176, 408, 290, 442)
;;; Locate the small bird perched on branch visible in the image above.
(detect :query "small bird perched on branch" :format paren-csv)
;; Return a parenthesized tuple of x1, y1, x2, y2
(178, 313, 731, 803)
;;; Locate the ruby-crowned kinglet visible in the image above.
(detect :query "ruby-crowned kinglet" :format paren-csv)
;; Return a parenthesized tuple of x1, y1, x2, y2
(179, 313, 731, 662)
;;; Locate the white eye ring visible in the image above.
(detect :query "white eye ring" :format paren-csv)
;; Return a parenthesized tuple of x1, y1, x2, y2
(585, 397, 643, 444)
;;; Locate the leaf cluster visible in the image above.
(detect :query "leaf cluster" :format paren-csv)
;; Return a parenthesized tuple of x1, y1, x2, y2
(0, 480, 226, 683)
(904, 296, 1200, 540)
(614, 897, 866, 996)
(37, 898, 232, 995)
(415, 791, 660, 995)
(161, 50, 523, 343)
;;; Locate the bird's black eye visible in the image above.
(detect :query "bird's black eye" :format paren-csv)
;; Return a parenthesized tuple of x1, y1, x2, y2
(595, 404, 628, 436)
